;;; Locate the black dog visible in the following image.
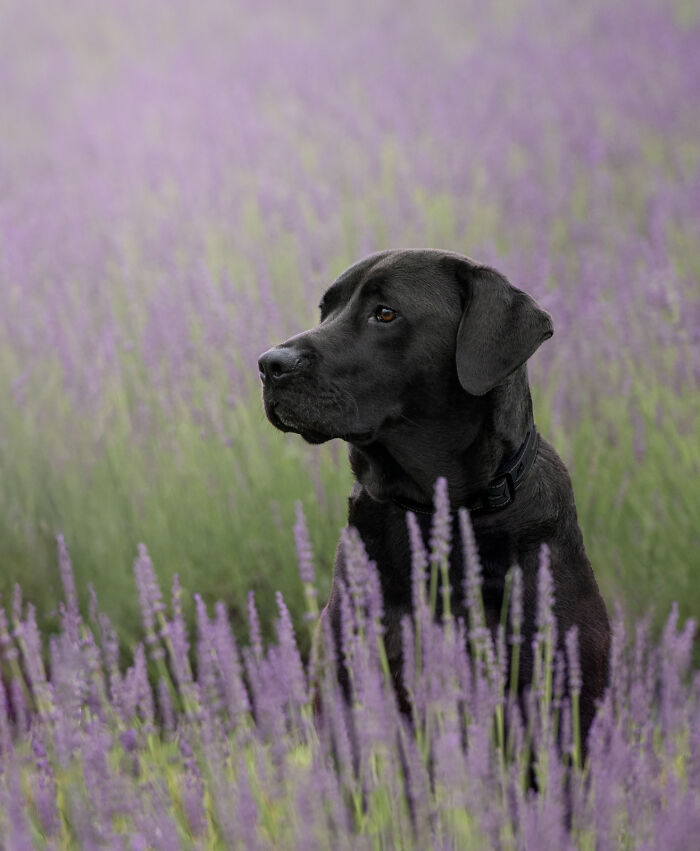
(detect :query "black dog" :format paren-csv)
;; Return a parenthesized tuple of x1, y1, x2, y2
(258, 249, 610, 744)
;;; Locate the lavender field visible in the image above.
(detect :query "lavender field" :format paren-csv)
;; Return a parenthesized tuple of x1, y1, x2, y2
(0, 0, 699, 845)
(1, 492, 699, 847)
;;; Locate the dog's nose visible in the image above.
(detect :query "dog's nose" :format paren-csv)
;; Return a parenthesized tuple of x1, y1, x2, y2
(258, 347, 302, 383)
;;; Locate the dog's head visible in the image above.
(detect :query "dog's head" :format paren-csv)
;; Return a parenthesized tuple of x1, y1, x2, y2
(258, 249, 553, 445)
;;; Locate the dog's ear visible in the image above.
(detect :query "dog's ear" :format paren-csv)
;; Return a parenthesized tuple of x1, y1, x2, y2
(448, 258, 553, 396)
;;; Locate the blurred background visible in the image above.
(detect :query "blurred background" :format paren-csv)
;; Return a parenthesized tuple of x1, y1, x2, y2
(0, 0, 698, 654)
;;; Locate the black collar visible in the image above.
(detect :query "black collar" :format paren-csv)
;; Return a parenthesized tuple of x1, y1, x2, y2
(392, 425, 540, 516)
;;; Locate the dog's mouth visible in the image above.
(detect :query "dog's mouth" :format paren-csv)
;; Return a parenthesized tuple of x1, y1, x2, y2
(267, 401, 376, 446)
(267, 402, 331, 444)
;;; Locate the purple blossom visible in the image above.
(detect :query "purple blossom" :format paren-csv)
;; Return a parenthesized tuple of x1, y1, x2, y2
(195, 593, 225, 717)
(156, 678, 176, 733)
(212, 600, 251, 724)
(32, 734, 60, 837)
(274, 590, 308, 708)
(133, 544, 165, 652)
(18, 604, 51, 712)
(234, 756, 261, 850)
(0, 600, 18, 666)
(294, 500, 315, 586)
(429, 476, 451, 568)
(565, 625, 582, 698)
(1, 762, 34, 851)
(166, 573, 193, 692)
(132, 779, 182, 851)
(509, 564, 524, 642)
(535, 544, 556, 646)
(120, 727, 138, 753)
(406, 511, 428, 614)
(56, 534, 81, 642)
(247, 590, 264, 663)
(339, 525, 374, 629)
(131, 643, 155, 730)
(180, 738, 207, 837)
(459, 508, 493, 666)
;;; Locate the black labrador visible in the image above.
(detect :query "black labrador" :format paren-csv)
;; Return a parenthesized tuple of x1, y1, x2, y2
(258, 249, 610, 744)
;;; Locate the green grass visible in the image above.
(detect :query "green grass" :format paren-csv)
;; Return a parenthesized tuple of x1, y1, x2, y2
(0, 361, 351, 654)
(539, 378, 700, 622)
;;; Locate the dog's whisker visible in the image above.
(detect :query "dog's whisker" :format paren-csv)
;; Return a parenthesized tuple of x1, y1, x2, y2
(398, 413, 420, 428)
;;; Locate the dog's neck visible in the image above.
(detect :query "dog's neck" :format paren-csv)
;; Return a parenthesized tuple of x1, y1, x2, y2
(349, 368, 535, 509)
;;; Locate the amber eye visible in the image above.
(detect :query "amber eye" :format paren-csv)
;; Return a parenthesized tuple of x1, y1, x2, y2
(375, 306, 397, 323)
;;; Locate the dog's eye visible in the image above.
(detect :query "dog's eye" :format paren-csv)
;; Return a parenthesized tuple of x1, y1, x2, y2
(374, 306, 397, 323)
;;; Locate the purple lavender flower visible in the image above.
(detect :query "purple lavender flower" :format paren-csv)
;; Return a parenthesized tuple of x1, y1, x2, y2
(429, 476, 451, 568)
(234, 756, 261, 850)
(247, 590, 264, 663)
(17, 603, 52, 715)
(56, 534, 81, 641)
(212, 600, 251, 724)
(166, 573, 193, 692)
(180, 738, 207, 837)
(339, 525, 374, 629)
(195, 593, 225, 717)
(294, 500, 315, 586)
(133, 544, 166, 655)
(459, 508, 482, 616)
(120, 727, 138, 753)
(32, 734, 60, 837)
(2, 763, 34, 851)
(406, 510, 428, 615)
(535, 544, 556, 647)
(157, 677, 176, 733)
(565, 626, 582, 698)
(459, 508, 495, 675)
(0, 600, 18, 666)
(509, 564, 524, 643)
(337, 580, 357, 680)
(400, 614, 417, 707)
(0, 674, 11, 756)
(83, 720, 125, 836)
(274, 591, 308, 708)
(132, 779, 182, 851)
(132, 643, 155, 730)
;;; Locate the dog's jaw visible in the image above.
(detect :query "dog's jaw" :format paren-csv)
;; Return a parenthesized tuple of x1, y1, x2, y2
(348, 370, 536, 510)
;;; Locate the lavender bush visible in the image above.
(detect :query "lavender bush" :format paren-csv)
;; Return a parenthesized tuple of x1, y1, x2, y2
(1, 485, 698, 848)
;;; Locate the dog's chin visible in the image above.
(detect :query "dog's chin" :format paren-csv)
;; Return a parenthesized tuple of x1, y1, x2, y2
(302, 428, 377, 446)
(266, 403, 376, 446)
(302, 426, 377, 445)
(299, 429, 332, 445)
(266, 404, 331, 444)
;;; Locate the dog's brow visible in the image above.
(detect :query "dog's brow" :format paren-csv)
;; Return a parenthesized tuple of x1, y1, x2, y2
(319, 287, 342, 318)
(360, 278, 387, 301)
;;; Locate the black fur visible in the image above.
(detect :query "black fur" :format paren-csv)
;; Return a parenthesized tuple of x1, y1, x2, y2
(259, 248, 610, 744)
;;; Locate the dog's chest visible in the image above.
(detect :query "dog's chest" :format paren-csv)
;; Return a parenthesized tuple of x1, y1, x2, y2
(349, 494, 511, 638)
